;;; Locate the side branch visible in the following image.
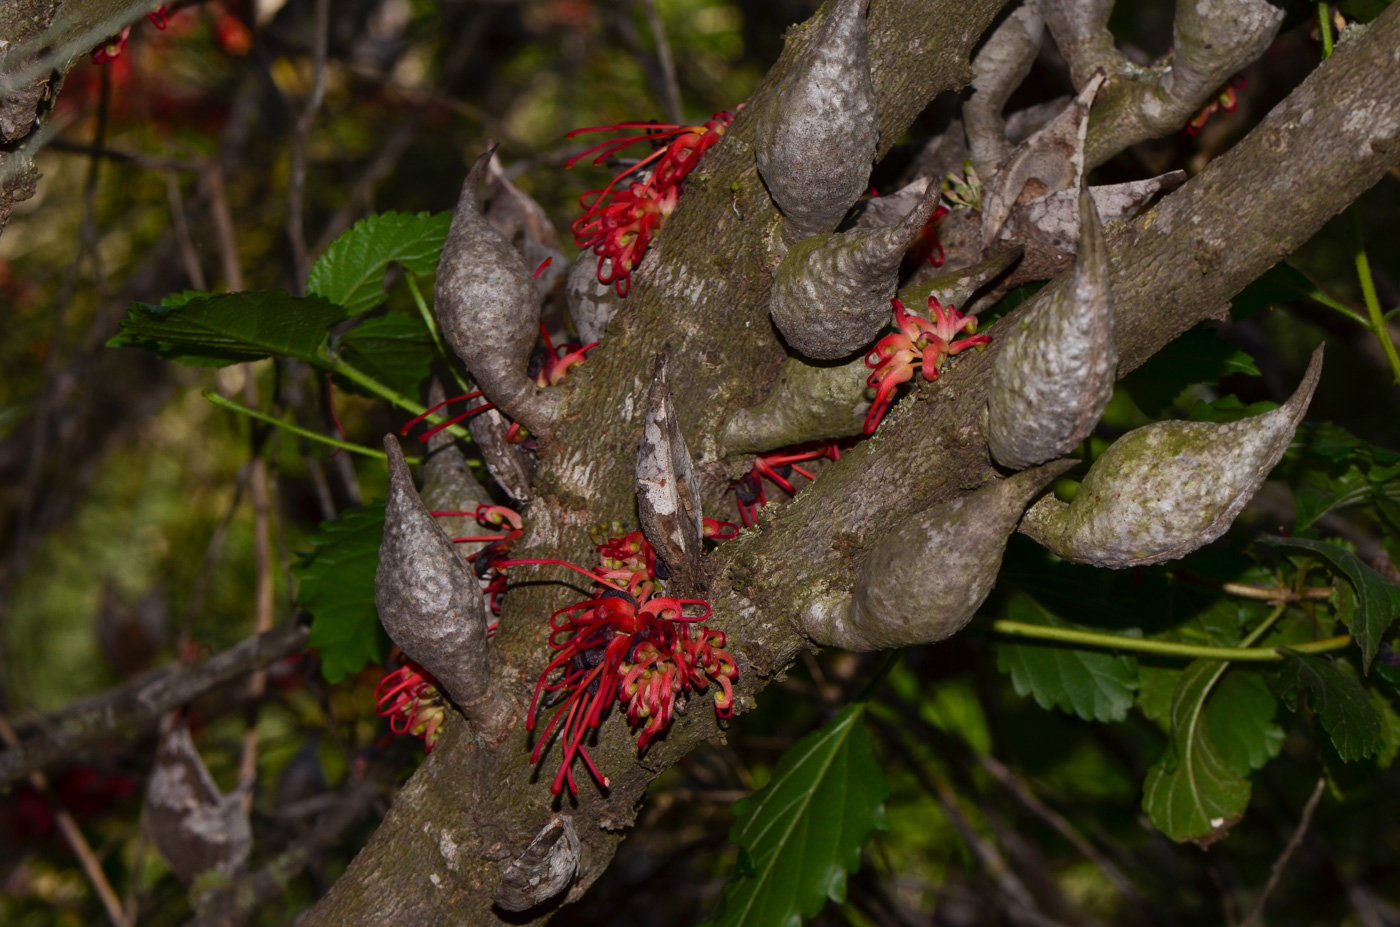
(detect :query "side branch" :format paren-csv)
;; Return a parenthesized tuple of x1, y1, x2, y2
(0, 622, 309, 786)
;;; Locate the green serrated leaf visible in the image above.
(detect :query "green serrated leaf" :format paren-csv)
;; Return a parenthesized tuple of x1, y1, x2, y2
(708, 703, 888, 927)
(995, 594, 1138, 722)
(1262, 536, 1400, 671)
(1204, 670, 1284, 776)
(1142, 660, 1250, 844)
(307, 211, 452, 318)
(1370, 687, 1400, 769)
(1116, 326, 1259, 416)
(1230, 261, 1325, 320)
(1136, 664, 1183, 729)
(334, 312, 435, 399)
(109, 291, 343, 368)
(1276, 650, 1383, 762)
(295, 502, 389, 682)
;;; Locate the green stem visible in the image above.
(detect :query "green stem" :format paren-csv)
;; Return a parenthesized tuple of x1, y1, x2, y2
(1350, 209, 1400, 384)
(204, 391, 428, 465)
(201, 389, 420, 464)
(322, 355, 473, 443)
(1307, 291, 1371, 328)
(405, 274, 475, 396)
(991, 620, 1350, 663)
(1318, 3, 1334, 58)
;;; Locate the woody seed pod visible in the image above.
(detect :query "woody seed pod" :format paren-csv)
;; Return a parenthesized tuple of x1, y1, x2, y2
(804, 461, 1076, 650)
(769, 183, 945, 359)
(636, 355, 705, 585)
(492, 815, 581, 912)
(436, 149, 557, 437)
(754, 0, 877, 240)
(1019, 346, 1324, 567)
(988, 190, 1114, 469)
(377, 436, 515, 743)
(144, 724, 252, 884)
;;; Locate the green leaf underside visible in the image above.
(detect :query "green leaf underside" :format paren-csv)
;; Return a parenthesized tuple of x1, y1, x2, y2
(296, 503, 389, 682)
(709, 703, 888, 927)
(109, 291, 344, 368)
(307, 211, 452, 319)
(1116, 325, 1260, 415)
(1262, 536, 1400, 671)
(995, 593, 1139, 723)
(1142, 659, 1251, 843)
(1275, 650, 1383, 762)
(335, 312, 436, 398)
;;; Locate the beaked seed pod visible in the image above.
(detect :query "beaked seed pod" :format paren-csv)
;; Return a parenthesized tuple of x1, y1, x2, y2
(378, 436, 515, 743)
(566, 251, 621, 344)
(988, 190, 1114, 470)
(804, 461, 1076, 650)
(754, 0, 877, 240)
(469, 405, 536, 503)
(982, 71, 1105, 250)
(144, 724, 251, 884)
(636, 355, 705, 585)
(436, 149, 557, 436)
(1019, 346, 1324, 568)
(422, 380, 494, 550)
(492, 815, 581, 912)
(485, 153, 569, 296)
(769, 183, 945, 359)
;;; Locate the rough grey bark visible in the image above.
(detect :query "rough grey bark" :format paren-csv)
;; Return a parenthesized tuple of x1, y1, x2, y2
(300, 5, 1400, 926)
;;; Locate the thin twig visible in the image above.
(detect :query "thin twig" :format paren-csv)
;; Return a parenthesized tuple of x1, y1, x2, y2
(0, 624, 309, 786)
(1178, 569, 1333, 603)
(641, 0, 684, 123)
(288, 0, 331, 289)
(1240, 777, 1327, 927)
(49, 139, 203, 174)
(166, 164, 208, 291)
(0, 715, 126, 927)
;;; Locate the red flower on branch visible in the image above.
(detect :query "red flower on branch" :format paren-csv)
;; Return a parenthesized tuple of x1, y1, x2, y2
(732, 441, 844, 527)
(375, 662, 447, 752)
(566, 110, 736, 295)
(864, 296, 990, 434)
(499, 554, 736, 796)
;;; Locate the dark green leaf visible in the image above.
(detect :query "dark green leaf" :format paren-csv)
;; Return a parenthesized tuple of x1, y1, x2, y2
(1142, 660, 1251, 844)
(1276, 650, 1383, 762)
(1204, 670, 1284, 776)
(1117, 326, 1259, 415)
(1340, 0, 1394, 23)
(334, 312, 435, 398)
(708, 703, 888, 927)
(1293, 466, 1370, 529)
(995, 594, 1139, 723)
(1230, 261, 1325, 320)
(109, 291, 343, 368)
(1136, 664, 1183, 728)
(307, 211, 452, 318)
(1371, 688, 1400, 769)
(296, 503, 389, 682)
(1262, 536, 1400, 671)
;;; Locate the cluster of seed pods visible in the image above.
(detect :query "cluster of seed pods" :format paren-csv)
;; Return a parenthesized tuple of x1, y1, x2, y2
(368, 0, 1326, 909)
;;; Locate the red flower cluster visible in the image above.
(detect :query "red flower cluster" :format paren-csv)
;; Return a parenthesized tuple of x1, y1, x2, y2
(434, 503, 523, 624)
(375, 662, 447, 752)
(567, 110, 736, 296)
(500, 530, 738, 795)
(1187, 74, 1247, 135)
(733, 441, 845, 527)
(864, 296, 990, 434)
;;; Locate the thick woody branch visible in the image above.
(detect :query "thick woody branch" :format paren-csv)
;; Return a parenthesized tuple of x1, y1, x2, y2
(1081, 0, 1284, 168)
(0, 623, 308, 787)
(965, 0, 1045, 175)
(740, 3, 1400, 631)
